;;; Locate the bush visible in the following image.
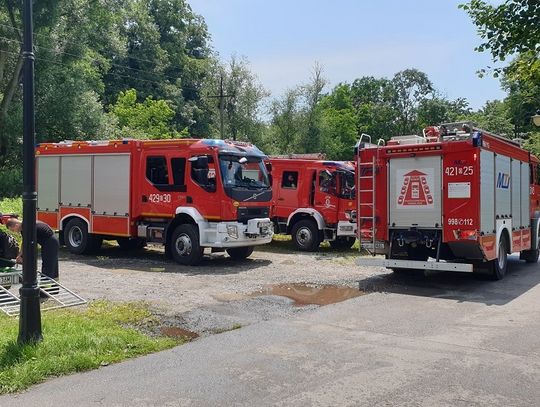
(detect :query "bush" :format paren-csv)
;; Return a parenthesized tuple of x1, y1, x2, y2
(0, 167, 22, 199)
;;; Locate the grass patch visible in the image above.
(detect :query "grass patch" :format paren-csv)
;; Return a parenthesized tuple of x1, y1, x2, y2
(0, 300, 180, 394)
(0, 197, 22, 217)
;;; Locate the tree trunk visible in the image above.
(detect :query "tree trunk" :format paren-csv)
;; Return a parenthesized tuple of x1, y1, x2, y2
(0, 52, 23, 155)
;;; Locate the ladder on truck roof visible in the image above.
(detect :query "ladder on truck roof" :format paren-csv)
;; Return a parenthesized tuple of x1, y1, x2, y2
(356, 134, 381, 256)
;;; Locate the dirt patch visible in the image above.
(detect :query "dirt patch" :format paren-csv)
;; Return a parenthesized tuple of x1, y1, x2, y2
(160, 327, 199, 340)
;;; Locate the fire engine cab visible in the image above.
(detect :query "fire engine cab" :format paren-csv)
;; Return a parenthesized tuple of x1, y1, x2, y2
(269, 156, 357, 251)
(356, 123, 540, 279)
(35, 138, 273, 266)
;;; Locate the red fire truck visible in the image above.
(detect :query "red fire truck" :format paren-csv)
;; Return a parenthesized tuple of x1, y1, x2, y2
(356, 123, 540, 279)
(269, 157, 357, 251)
(35, 138, 273, 266)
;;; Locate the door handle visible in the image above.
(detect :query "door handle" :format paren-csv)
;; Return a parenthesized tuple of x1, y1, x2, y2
(278, 198, 285, 201)
(142, 195, 148, 203)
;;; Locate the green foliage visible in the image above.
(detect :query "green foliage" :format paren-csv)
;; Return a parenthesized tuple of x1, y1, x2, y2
(389, 69, 434, 134)
(318, 85, 358, 160)
(524, 133, 540, 157)
(0, 301, 179, 394)
(108, 89, 177, 139)
(465, 100, 514, 136)
(0, 167, 22, 199)
(417, 98, 470, 129)
(205, 56, 269, 143)
(265, 64, 327, 155)
(0, 196, 22, 216)
(460, 0, 540, 76)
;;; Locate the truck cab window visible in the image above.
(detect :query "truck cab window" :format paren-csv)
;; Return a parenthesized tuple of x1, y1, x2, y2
(319, 170, 336, 194)
(191, 155, 216, 192)
(171, 158, 186, 186)
(281, 171, 298, 189)
(146, 156, 169, 185)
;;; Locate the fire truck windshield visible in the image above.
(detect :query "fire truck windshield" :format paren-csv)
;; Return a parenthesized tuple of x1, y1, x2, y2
(219, 155, 270, 190)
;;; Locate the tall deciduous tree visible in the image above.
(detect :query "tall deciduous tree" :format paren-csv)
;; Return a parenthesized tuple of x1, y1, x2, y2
(390, 69, 434, 134)
(206, 56, 268, 143)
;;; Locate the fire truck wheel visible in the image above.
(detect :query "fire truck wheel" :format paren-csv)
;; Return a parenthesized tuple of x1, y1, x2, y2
(226, 246, 254, 260)
(291, 220, 321, 252)
(170, 224, 204, 266)
(329, 237, 356, 250)
(64, 218, 101, 255)
(117, 237, 146, 251)
(520, 232, 539, 263)
(489, 235, 508, 280)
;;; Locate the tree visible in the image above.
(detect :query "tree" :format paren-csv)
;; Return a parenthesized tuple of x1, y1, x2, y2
(417, 97, 470, 128)
(266, 89, 303, 154)
(318, 85, 358, 160)
(207, 56, 268, 143)
(298, 62, 327, 153)
(108, 89, 177, 139)
(104, 0, 213, 136)
(460, 0, 540, 75)
(349, 76, 397, 140)
(466, 100, 514, 137)
(389, 69, 434, 134)
(266, 63, 328, 155)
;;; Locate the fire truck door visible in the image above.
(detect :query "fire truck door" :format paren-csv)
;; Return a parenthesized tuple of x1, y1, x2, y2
(389, 156, 442, 228)
(140, 154, 176, 217)
(275, 169, 300, 218)
(314, 170, 339, 223)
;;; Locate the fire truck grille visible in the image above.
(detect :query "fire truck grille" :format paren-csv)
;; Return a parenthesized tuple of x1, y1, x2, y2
(237, 207, 270, 224)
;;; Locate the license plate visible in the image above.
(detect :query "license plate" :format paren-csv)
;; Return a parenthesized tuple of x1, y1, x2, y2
(361, 241, 385, 250)
(0, 273, 19, 286)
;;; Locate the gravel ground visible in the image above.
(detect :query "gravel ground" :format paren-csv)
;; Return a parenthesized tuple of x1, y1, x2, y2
(56, 239, 384, 335)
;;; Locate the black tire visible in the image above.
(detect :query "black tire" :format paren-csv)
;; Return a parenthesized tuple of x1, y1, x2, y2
(226, 246, 254, 260)
(291, 219, 321, 252)
(520, 231, 539, 263)
(64, 218, 102, 254)
(117, 237, 146, 251)
(329, 237, 356, 250)
(169, 224, 204, 266)
(488, 234, 508, 280)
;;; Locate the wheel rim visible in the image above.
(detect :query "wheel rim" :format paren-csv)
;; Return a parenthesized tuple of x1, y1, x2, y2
(498, 241, 507, 270)
(68, 226, 83, 247)
(175, 234, 192, 256)
(296, 227, 313, 247)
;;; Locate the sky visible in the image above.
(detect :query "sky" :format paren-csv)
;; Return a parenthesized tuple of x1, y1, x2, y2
(189, 0, 506, 110)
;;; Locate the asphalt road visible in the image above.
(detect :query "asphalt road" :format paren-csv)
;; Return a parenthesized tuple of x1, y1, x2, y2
(3, 255, 540, 406)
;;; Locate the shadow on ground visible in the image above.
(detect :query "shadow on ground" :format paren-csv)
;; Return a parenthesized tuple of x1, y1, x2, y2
(58, 245, 271, 276)
(357, 255, 540, 306)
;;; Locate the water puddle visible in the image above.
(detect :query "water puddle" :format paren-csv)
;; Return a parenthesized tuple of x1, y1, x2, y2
(250, 283, 365, 306)
(160, 327, 199, 340)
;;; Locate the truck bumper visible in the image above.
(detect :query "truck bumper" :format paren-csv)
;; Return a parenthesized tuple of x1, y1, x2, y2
(357, 258, 473, 272)
(202, 218, 273, 248)
(336, 221, 357, 237)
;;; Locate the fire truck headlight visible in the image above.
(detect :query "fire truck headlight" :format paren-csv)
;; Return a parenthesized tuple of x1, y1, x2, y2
(345, 210, 357, 222)
(227, 225, 239, 239)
